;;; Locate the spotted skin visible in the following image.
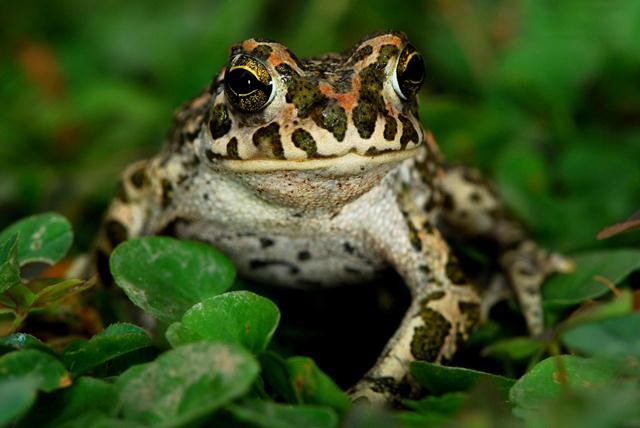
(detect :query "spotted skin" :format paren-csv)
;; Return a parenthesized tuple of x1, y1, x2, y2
(208, 104, 232, 139)
(96, 31, 573, 405)
(437, 166, 574, 335)
(252, 123, 284, 159)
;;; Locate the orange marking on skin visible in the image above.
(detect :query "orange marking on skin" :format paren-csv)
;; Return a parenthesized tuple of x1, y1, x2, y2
(335, 76, 360, 111)
(382, 34, 403, 46)
(336, 92, 356, 111)
(268, 47, 304, 74)
(269, 56, 285, 67)
(371, 35, 402, 47)
(243, 40, 258, 51)
(276, 47, 304, 72)
(319, 81, 334, 97)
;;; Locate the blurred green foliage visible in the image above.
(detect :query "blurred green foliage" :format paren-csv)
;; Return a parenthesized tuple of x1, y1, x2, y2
(1, 0, 639, 251)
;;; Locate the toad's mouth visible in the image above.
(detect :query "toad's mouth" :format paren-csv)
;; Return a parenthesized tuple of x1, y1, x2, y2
(219, 147, 420, 173)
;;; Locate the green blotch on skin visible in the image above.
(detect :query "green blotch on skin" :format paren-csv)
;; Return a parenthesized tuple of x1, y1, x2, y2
(275, 63, 295, 79)
(376, 44, 399, 66)
(352, 102, 377, 138)
(227, 137, 240, 159)
(313, 100, 347, 141)
(209, 104, 232, 139)
(161, 179, 174, 208)
(253, 123, 284, 159)
(408, 226, 422, 251)
(425, 291, 446, 302)
(383, 115, 397, 140)
(333, 69, 354, 94)
(459, 302, 480, 332)
(291, 129, 317, 156)
(352, 45, 398, 139)
(411, 306, 451, 361)
(399, 115, 419, 148)
(445, 255, 467, 285)
(359, 67, 385, 107)
(349, 45, 373, 64)
(415, 149, 439, 189)
(399, 207, 422, 251)
(369, 376, 402, 395)
(284, 77, 326, 118)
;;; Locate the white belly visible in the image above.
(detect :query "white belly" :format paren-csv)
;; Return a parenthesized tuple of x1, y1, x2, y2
(174, 220, 387, 288)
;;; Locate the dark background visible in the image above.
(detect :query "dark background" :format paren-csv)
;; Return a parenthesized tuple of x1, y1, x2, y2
(1, 0, 639, 253)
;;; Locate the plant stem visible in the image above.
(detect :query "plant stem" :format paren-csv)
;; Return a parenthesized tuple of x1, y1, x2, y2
(9, 311, 27, 334)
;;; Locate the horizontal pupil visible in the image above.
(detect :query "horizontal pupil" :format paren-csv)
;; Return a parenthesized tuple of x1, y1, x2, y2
(228, 69, 261, 95)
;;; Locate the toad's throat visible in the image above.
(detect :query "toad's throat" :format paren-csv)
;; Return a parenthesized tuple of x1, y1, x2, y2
(220, 147, 420, 173)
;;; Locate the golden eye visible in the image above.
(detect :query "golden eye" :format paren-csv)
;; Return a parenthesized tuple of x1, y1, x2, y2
(224, 55, 274, 112)
(392, 44, 425, 100)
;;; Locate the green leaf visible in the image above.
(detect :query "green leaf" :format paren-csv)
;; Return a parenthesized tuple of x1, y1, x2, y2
(0, 277, 94, 334)
(518, 381, 640, 428)
(510, 355, 623, 415)
(286, 357, 349, 413)
(0, 378, 37, 428)
(226, 400, 338, 428)
(166, 290, 280, 353)
(543, 249, 640, 305)
(16, 377, 118, 428)
(403, 392, 467, 415)
(117, 342, 259, 426)
(0, 349, 71, 393)
(259, 354, 349, 413)
(562, 313, 640, 358)
(0, 213, 73, 266)
(62, 323, 151, 376)
(0, 234, 17, 266)
(110, 237, 235, 323)
(482, 337, 545, 362)
(97, 347, 159, 378)
(260, 351, 300, 403)
(0, 234, 21, 293)
(41, 413, 146, 428)
(562, 289, 634, 329)
(410, 361, 515, 396)
(31, 278, 95, 310)
(0, 333, 52, 355)
(341, 404, 395, 428)
(393, 411, 452, 428)
(399, 393, 466, 428)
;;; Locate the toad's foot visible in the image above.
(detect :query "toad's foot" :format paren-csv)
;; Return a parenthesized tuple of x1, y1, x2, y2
(501, 241, 575, 334)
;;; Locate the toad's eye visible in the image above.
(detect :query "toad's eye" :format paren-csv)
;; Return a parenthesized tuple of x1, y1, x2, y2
(225, 55, 274, 112)
(392, 44, 425, 100)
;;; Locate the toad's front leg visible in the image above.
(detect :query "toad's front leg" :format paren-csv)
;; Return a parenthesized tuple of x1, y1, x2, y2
(348, 187, 481, 405)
